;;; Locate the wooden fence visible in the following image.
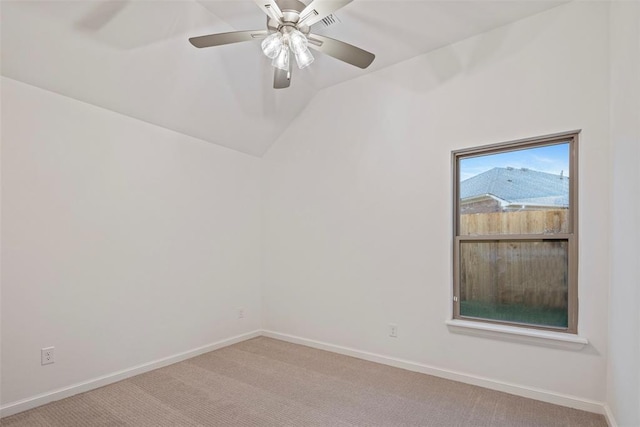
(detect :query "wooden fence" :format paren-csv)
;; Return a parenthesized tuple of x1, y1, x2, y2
(459, 209, 569, 309)
(460, 209, 568, 235)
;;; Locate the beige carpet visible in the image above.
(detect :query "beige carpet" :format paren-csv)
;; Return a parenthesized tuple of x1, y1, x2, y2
(1, 337, 606, 426)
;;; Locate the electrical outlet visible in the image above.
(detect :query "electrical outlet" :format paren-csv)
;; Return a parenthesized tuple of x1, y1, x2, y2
(389, 324, 398, 338)
(238, 308, 245, 319)
(41, 347, 55, 365)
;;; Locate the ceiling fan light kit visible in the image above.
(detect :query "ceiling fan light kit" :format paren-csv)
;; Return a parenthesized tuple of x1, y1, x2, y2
(262, 27, 315, 71)
(188, 0, 375, 89)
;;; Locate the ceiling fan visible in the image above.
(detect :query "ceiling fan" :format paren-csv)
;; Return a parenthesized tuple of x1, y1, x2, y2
(189, 0, 375, 89)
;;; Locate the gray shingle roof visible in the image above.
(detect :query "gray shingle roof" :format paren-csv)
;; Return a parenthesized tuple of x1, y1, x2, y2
(460, 167, 569, 207)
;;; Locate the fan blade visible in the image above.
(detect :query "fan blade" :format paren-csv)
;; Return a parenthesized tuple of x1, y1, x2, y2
(254, 0, 284, 24)
(307, 34, 375, 69)
(189, 30, 268, 48)
(299, 0, 353, 27)
(273, 64, 291, 89)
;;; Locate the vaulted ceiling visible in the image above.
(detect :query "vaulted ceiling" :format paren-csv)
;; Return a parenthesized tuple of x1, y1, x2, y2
(1, 0, 567, 156)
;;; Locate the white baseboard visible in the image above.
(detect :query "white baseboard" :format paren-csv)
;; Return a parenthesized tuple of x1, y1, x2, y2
(0, 330, 261, 418)
(262, 330, 607, 416)
(602, 404, 618, 427)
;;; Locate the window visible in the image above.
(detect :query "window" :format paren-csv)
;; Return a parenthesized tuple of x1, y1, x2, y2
(452, 131, 578, 333)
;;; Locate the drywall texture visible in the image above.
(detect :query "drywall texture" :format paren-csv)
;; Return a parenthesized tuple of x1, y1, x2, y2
(607, 2, 640, 426)
(0, 78, 262, 405)
(263, 1, 611, 403)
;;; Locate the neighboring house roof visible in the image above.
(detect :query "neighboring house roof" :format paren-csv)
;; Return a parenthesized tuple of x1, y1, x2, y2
(460, 167, 569, 207)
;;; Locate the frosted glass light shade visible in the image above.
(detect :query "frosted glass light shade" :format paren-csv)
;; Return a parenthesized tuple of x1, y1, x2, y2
(294, 47, 314, 69)
(288, 29, 308, 55)
(261, 32, 283, 59)
(272, 46, 290, 71)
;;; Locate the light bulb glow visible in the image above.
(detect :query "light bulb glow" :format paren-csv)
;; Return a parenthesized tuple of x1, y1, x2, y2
(261, 32, 283, 59)
(288, 29, 308, 55)
(272, 45, 290, 71)
(294, 47, 314, 69)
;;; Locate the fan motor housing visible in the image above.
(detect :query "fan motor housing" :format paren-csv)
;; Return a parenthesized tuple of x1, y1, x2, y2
(267, 0, 310, 35)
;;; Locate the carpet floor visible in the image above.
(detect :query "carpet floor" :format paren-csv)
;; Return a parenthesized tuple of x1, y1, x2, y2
(1, 337, 606, 426)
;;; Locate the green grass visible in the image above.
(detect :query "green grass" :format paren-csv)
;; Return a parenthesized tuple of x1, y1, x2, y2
(460, 300, 568, 328)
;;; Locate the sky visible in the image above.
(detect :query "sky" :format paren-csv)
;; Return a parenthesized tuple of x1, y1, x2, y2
(459, 142, 570, 181)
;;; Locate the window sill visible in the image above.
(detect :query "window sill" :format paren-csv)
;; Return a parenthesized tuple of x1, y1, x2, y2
(445, 319, 588, 349)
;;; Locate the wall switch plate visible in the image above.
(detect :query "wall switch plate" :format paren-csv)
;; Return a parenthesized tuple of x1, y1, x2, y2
(389, 324, 398, 338)
(41, 347, 55, 365)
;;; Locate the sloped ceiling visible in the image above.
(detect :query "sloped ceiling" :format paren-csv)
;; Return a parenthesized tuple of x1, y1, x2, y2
(1, 0, 566, 157)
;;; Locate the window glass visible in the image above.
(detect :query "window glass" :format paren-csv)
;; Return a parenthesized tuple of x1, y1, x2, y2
(459, 240, 568, 328)
(459, 143, 570, 235)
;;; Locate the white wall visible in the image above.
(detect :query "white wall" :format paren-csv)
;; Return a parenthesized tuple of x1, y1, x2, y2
(0, 77, 262, 406)
(607, 1, 640, 426)
(263, 1, 610, 404)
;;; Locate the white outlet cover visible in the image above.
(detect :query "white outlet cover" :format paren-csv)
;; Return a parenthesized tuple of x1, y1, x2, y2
(41, 347, 55, 365)
(389, 324, 398, 338)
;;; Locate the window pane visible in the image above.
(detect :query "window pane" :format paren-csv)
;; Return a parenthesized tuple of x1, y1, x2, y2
(459, 143, 570, 235)
(459, 240, 568, 328)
